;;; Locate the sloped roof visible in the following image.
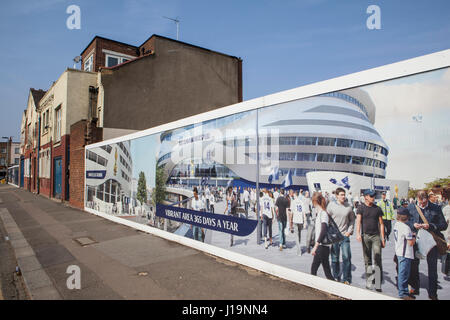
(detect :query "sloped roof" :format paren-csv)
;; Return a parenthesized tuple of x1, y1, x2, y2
(30, 88, 46, 106)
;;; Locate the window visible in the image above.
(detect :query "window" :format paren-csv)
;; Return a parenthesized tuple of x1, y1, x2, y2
(297, 137, 317, 145)
(279, 137, 296, 145)
(45, 110, 49, 128)
(364, 158, 374, 166)
(55, 106, 62, 142)
(316, 153, 334, 162)
(105, 54, 133, 67)
(107, 56, 119, 67)
(86, 150, 108, 167)
(318, 137, 336, 146)
(27, 124, 31, 145)
(335, 154, 351, 163)
(42, 112, 46, 132)
(279, 153, 296, 161)
(0, 158, 5, 165)
(100, 145, 112, 153)
(336, 138, 351, 148)
(297, 153, 316, 161)
(84, 54, 93, 72)
(352, 156, 364, 165)
(14, 158, 19, 165)
(352, 140, 366, 150)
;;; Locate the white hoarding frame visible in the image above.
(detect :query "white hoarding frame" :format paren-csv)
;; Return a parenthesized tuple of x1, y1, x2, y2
(84, 48, 450, 300)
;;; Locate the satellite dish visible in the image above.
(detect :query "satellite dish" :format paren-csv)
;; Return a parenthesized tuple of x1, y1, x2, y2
(73, 56, 82, 63)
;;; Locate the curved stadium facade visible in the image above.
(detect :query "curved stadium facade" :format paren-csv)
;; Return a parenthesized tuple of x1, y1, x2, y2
(157, 88, 389, 189)
(85, 141, 133, 212)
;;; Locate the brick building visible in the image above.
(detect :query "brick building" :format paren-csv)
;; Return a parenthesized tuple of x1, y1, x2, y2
(37, 69, 97, 200)
(19, 34, 243, 210)
(20, 88, 46, 191)
(69, 34, 243, 209)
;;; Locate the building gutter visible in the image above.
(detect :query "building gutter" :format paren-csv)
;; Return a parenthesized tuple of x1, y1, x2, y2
(37, 115, 41, 194)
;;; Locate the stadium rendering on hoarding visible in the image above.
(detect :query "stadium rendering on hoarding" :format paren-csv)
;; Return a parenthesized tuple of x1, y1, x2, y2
(157, 87, 390, 191)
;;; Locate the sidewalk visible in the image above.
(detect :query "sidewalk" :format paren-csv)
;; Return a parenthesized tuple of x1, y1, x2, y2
(0, 185, 337, 300)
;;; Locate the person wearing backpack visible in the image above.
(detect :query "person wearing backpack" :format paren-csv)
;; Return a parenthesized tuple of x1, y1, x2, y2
(310, 192, 335, 281)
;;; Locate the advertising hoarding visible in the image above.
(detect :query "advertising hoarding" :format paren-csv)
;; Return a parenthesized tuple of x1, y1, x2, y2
(85, 52, 450, 299)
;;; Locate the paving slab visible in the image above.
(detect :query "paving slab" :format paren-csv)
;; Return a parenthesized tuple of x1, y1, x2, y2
(30, 285, 62, 300)
(11, 239, 30, 249)
(17, 256, 43, 273)
(22, 269, 53, 291)
(15, 245, 35, 259)
(1, 184, 340, 300)
(34, 244, 76, 268)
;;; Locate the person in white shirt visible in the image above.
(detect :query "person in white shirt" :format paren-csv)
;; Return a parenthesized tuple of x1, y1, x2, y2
(209, 192, 215, 213)
(250, 188, 257, 213)
(205, 187, 211, 211)
(260, 190, 275, 249)
(224, 186, 236, 246)
(291, 192, 307, 255)
(191, 187, 205, 242)
(273, 188, 280, 203)
(287, 189, 295, 233)
(200, 192, 207, 212)
(394, 207, 416, 300)
(243, 188, 250, 218)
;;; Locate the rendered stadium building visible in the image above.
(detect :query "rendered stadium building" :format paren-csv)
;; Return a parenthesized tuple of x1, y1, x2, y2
(85, 141, 133, 214)
(157, 88, 389, 189)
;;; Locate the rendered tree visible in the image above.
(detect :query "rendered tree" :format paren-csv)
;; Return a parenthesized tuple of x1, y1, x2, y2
(137, 171, 147, 205)
(152, 165, 167, 205)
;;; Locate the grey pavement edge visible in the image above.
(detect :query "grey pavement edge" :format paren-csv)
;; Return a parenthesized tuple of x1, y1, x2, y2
(0, 186, 339, 300)
(0, 207, 62, 300)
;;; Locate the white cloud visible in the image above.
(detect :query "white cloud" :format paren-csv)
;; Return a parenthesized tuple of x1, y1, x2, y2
(362, 68, 450, 188)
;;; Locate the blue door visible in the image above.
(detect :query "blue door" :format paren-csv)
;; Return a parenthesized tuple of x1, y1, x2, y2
(53, 157, 62, 199)
(20, 158, 24, 187)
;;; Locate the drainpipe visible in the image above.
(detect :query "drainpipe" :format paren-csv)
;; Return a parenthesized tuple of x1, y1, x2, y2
(50, 137, 53, 197)
(37, 114, 41, 194)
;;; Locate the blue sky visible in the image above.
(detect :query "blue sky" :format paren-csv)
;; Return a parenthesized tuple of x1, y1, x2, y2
(1, 0, 449, 142)
(130, 133, 159, 188)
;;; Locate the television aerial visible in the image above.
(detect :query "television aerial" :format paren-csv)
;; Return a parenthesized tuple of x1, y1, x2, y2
(163, 16, 180, 40)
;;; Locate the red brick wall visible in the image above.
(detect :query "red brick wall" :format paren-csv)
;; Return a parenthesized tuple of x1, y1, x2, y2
(69, 120, 87, 209)
(69, 120, 103, 209)
(139, 36, 156, 55)
(81, 38, 139, 72)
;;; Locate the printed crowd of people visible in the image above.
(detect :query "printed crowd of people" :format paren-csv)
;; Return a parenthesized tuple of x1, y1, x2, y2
(186, 182, 449, 300)
(257, 186, 449, 300)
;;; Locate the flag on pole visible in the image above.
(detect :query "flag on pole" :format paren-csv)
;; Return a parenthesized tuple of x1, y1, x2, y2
(268, 166, 279, 184)
(281, 169, 293, 188)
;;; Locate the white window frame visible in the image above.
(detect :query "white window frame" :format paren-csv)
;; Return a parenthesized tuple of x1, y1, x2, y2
(55, 106, 62, 142)
(103, 49, 135, 67)
(84, 54, 94, 72)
